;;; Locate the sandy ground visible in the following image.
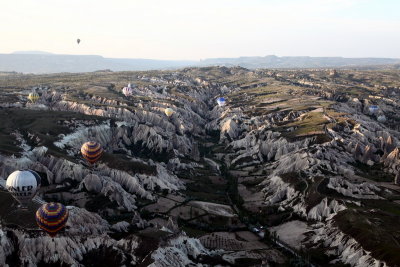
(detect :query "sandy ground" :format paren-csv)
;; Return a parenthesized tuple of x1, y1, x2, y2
(229, 170, 249, 177)
(238, 184, 264, 212)
(144, 194, 185, 213)
(235, 231, 260, 242)
(238, 184, 264, 202)
(199, 231, 268, 251)
(269, 220, 310, 249)
(144, 197, 178, 213)
(168, 205, 206, 220)
(166, 194, 186, 202)
(311, 107, 324, 113)
(188, 201, 236, 217)
(208, 175, 226, 185)
(237, 175, 266, 184)
(148, 218, 169, 228)
(222, 250, 285, 265)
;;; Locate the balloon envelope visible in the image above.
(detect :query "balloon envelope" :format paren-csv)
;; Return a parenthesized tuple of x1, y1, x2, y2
(6, 170, 39, 207)
(369, 105, 379, 114)
(81, 141, 103, 164)
(217, 97, 226, 107)
(77, 38, 80, 44)
(36, 202, 69, 237)
(165, 108, 174, 117)
(122, 86, 133, 97)
(28, 92, 39, 103)
(377, 115, 387, 122)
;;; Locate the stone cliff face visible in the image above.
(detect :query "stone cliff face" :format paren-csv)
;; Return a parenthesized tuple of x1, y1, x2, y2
(0, 67, 399, 266)
(0, 70, 236, 266)
(200, 70, 400, 266)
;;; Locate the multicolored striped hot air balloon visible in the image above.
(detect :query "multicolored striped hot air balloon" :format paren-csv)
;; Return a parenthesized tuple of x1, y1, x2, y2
(36, 202, 69, 237)
(81, 141, 103, 164)
(28, 92, 40, 103)
(122, 85, 133, 97)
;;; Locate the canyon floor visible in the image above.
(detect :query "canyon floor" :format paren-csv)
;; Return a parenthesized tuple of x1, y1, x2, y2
(0, 67, 399, 266)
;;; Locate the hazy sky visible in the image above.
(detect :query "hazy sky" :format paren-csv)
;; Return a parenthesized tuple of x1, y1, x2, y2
(1, 0, 399, 60)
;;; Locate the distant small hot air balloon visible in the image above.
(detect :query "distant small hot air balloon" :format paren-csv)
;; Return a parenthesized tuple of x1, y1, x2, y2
(77, 38, 81, 44)
(28, 92, 39, 103)
(36, 202, 69, 237)
(217, 97, 226, 107)
(81, 141, 103, 165)
(6, 170, 40, 208)
(369, 105, 379, 114)
(377, 115, 387, 123)
(122, 85, 133, 97)
(164, 108, 174, 117)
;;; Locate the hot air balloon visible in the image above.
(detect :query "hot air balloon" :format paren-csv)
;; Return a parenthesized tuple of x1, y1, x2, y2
(217, 97, 226, 107)
(369, 105, 379, 115)
(6, 170, 40, 208)
(377, 115, 387, 123)
(28, 92, 39, 103)
(122, 85, 133, 97)
(77, 38, 81, 44)
(81, 141, 103, 165)
(165, 108, 174, 117)
(36, 202, 69, 237)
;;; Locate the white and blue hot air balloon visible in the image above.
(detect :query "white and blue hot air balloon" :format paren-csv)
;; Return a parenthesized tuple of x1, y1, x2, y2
(6, 170, 41, 208)
(217, 97, 226, 107)
(369, 105, 379, 115)
(377, 115, 387, 123)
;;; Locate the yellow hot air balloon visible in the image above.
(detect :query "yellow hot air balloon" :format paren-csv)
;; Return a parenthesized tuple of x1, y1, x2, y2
(164, 108, 174, 117)
(28, 92, 39, 103)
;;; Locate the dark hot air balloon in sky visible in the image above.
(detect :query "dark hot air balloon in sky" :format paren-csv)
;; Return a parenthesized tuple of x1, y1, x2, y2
(77, 38, 81, 44)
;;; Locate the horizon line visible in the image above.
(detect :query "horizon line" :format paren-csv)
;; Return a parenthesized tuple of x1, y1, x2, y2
(2, 52, 400, 61)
